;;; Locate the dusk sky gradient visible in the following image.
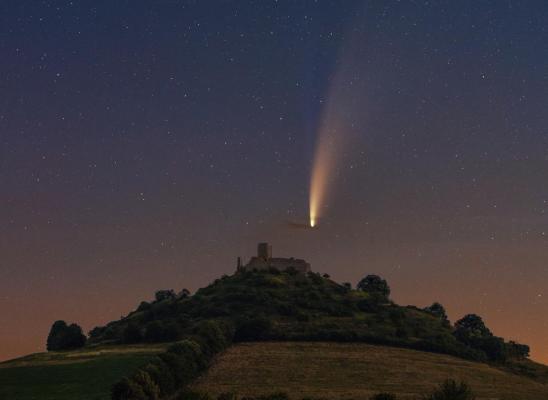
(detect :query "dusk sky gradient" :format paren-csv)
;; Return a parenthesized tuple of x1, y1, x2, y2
(2, 1, 548, 363)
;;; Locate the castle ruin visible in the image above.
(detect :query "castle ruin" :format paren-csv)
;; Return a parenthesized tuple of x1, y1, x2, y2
(237, 242, 311, 273)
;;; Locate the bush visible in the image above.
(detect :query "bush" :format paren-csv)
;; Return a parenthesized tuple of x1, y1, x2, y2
(46, 320, 86, 351)
(111, 377, 147, 400)
(158, 352, 195, 386)
(132, 370, 160, 400)
(143, 360, 176, 396)
(423, 379, 475, 400)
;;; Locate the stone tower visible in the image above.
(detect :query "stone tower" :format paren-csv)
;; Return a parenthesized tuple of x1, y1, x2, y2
(257, 242, 272, 260)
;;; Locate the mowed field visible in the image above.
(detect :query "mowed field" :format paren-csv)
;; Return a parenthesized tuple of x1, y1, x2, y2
(0, 344, 166, 400)
(193, 342, 548, 400)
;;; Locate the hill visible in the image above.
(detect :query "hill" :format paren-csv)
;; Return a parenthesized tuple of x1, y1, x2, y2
(3, 269, 547, 399)
(193, 342, 548, 400)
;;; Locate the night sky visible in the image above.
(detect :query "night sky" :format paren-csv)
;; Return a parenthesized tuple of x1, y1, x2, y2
(2, 1, 548, 363)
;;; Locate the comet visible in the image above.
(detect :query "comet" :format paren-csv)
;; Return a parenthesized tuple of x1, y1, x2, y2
(308, 19, 368, 229)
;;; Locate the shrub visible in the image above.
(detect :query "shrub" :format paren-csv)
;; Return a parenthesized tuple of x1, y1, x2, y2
(423, 379, 475, 400)
(158, 352, 195, 386)
(143, 360, 176, 396)
(111, 377, 147, 400)
(132, 370, 160, 400)
(46, 320, 86, 351)
(168, 339, 204, 369)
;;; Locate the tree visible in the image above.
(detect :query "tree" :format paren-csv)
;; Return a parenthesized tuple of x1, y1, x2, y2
(123, 322, 143, 344)
(454, 314, 507, 362)
(454, 314, 492, 339)
(357, 275, 390, 299)
(423, 379, 475, 400)
(155, 289, 176, 302)
(506, 340, 530, 359)
(46, 320, 86, 351)
(424, 302, 450, 326)
(178, 288, 191, 299)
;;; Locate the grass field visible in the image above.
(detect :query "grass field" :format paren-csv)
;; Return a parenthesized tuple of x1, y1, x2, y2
(193, 342, 548, 400)
(0, 345, 166, 400)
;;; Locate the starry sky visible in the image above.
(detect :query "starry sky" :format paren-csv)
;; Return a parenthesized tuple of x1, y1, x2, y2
(2, 0, 548, 363)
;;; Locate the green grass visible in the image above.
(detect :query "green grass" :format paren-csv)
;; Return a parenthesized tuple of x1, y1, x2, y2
(0, 345, 166, 400)
(193, 342, 548, 400)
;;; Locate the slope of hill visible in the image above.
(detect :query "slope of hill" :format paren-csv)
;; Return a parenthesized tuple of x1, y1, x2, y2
(193, 342, 548, 400)
(0, 345, 166, 400)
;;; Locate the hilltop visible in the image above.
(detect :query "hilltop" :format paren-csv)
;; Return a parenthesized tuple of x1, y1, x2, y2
(89, 269, 529, 366)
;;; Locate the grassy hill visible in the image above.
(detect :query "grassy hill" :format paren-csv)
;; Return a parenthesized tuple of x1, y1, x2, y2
(0, 345, 166, 400)
(3, 269, 547, 399)
(193, 342, 548, 400)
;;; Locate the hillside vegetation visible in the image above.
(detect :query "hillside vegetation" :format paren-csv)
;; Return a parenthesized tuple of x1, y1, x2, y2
(89, 269, 529, 365)
(3, 269, 546, 399)
(193, 342, 548, 400)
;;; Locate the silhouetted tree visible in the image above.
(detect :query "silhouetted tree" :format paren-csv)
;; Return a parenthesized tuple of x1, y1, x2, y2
(357, 275, 390, 300)
(454, 314, 491, 339)
(424, 302, 450, 326)
(505, 340, 530, 359)
(454, 314, 507, 362)
(155, 289, 176, 302)
(46, 320, 86, 351)
(178, 288, 191, 299)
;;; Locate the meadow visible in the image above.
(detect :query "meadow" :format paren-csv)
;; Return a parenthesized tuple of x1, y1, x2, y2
(193, 342, 548, 400)
(0, 345, 165, 400)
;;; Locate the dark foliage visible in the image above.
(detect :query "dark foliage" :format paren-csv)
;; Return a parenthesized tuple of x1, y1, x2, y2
(422, 379, 475, 400)
(46, 320, 86, 351)
(112, 320, 234, 400)
(424, 302, 450, 326)
(155, 289, 177, 302)
(357, 275, 390, 300)
(122, 323, 143, 344)
(234, 316, 273, 342)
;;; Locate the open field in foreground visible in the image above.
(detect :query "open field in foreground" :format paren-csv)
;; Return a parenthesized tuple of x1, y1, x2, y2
(0, 345, 166, 400)
(193, 342, 548, 400)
